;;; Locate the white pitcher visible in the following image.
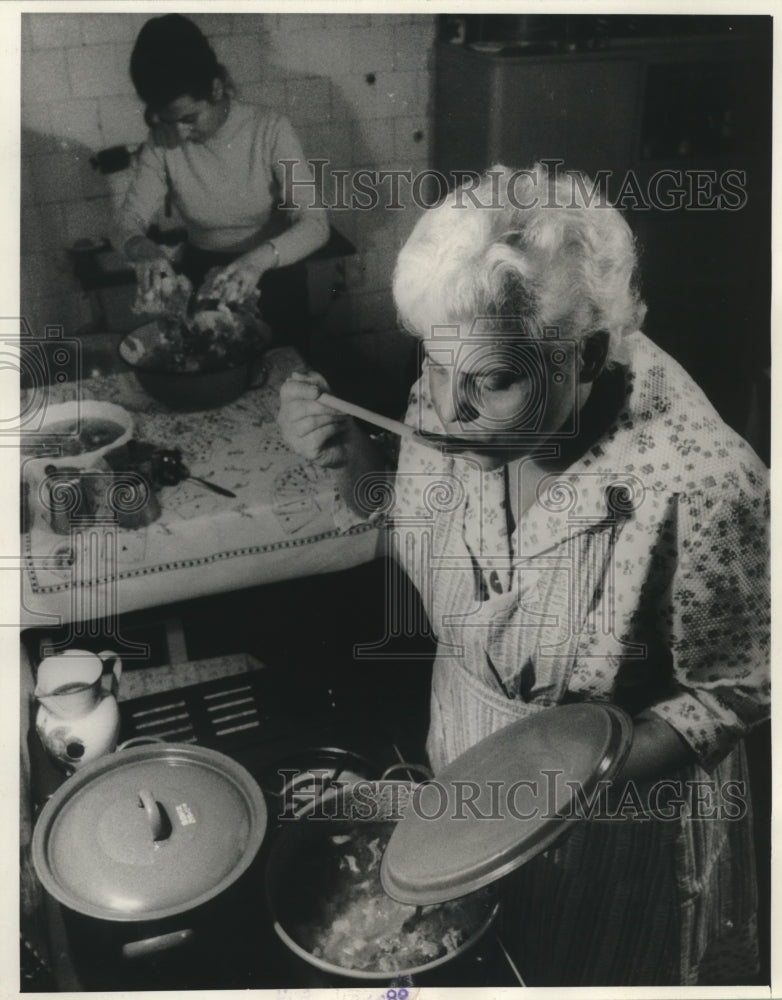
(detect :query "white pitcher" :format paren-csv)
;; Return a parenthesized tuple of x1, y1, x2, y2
(35, 649, 122, 774)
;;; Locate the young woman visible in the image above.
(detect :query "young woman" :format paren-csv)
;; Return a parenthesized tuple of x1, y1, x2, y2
(277, 163, 769, 986)
(119, 14, 328, 333)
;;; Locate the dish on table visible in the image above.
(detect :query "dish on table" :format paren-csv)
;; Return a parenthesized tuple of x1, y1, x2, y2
(21, 401, 134, 468)
(119, 315, 270, 410)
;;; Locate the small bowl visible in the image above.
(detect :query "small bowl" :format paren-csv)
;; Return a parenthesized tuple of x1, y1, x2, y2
(21, 401, 135, 532)
(120, 322, 268, 411)
(22, 400, 134, 472)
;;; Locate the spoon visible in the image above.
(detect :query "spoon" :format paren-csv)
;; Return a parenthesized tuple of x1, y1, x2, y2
(154, 449, 237, 498)
(319, 393, 481, 451)
(185, 471, 236, 498)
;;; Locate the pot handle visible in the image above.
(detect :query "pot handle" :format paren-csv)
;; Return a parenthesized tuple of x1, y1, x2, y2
(122, 929, 194, 961)
(279, 771, 338, 818)
(380, 762, 434, 783)
(117, 736, 167, 751)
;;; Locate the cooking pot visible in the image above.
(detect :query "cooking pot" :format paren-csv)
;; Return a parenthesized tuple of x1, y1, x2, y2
(256, 745, 389, 818)
(267, 704, 632, 987)
(266, 763, 500, 986)
(31, 742, 267, 983)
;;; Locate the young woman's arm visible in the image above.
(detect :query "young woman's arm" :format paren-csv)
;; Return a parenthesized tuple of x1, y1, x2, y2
(204, 116, 330, 302)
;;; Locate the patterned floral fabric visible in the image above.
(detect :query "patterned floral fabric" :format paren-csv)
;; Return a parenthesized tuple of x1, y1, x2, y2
(392, 330, 770, 770)
(385, 330, 769, 985)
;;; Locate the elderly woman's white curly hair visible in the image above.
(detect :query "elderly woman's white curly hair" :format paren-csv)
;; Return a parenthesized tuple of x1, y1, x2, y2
(393, 163, 646, 366)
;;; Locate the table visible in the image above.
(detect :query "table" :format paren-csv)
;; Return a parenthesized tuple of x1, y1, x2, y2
(20, 347, 381, 632)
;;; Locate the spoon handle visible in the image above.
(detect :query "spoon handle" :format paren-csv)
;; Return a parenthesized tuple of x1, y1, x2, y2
(319, 393, 420, 440)
(319, 393, 478, 452)
(188, 475, 236, 498)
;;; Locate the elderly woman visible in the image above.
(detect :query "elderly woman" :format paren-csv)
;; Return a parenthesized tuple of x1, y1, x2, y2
(278, 164, 769, 986)
(118, 14, 328, 329)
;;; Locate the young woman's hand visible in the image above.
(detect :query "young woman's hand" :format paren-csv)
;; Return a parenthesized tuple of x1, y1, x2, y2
(200, 244, 277, 306)
(278, 371, 354, 469)
(125, 237, 178, 294)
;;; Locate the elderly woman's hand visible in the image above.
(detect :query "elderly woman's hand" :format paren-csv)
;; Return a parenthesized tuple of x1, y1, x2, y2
(278, 371, 354, 469)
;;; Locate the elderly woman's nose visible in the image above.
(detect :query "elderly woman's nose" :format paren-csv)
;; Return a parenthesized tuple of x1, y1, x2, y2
(431, 379, 478, 425)
(429, 377, 458, 423)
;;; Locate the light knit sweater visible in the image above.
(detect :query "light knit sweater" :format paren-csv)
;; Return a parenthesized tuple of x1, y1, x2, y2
(118, 100, 329, 263)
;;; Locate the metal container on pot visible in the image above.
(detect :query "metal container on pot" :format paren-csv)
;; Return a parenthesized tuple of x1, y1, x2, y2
(31, 742, 267, 987)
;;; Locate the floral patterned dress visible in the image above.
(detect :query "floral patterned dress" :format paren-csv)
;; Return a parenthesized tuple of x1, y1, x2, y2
(387, 331, 769, 985)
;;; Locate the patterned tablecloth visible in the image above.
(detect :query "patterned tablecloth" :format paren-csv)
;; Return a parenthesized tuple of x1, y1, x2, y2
(21, 348, 380, 628)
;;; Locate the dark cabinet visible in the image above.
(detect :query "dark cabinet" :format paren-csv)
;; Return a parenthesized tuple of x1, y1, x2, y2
(433, 29, 771, 448)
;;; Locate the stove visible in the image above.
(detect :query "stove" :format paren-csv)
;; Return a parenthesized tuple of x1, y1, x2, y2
(34, 666, 524, 990)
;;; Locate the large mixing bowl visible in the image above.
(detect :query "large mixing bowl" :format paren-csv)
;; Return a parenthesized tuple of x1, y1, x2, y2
(119, 321, 269, 411)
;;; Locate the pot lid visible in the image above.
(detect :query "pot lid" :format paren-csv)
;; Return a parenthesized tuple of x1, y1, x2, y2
(381, 703, 632, 905)
(32, 743, 267, 922)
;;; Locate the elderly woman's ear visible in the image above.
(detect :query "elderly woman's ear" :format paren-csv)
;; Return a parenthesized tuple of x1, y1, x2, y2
(579, 330, 610, 383)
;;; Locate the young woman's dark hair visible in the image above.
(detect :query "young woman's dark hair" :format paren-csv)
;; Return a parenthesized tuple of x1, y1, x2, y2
(130, 14, 229, 113)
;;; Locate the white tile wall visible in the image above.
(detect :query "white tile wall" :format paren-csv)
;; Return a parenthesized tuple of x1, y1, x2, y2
(191, 14, 240, 38)
(81, 13, 143, 46)
(21, 10, 436, 366)
(348, 25, 396, 74)
(22, 49, 70, 103)
(272, 27, 350, 78)
(21, 102, 51, 135)
(30, 152, 85, 204)
(97, 95, 148, 148)
(66, 43, 128, 99)
(29, 14, 83, 50)
(393, 116, 431, 165)
(213, 34, 269, 86)
(47, 99, 103, 150)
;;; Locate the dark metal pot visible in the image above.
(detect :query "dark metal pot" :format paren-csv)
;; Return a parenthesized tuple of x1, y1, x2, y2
(265, 766, 500, 985)
(31, 743, 267, 981)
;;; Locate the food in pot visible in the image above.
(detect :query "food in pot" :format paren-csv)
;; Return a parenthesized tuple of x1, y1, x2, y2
(287, 822, 493, 973)
(22, 418, 127, 456)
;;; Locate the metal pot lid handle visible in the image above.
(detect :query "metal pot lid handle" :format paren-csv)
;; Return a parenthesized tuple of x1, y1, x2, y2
(137, 788, 171, 842)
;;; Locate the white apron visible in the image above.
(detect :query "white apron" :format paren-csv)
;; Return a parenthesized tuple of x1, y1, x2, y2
(416, 488, 759, 986)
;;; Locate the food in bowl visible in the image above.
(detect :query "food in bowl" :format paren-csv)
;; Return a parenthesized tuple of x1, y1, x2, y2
(129, 308, 268, 374)
(286, 822, 494, 974)
(21, 418, 127, 457)
(22, 401, 134, 469)
(128, 267, 269, 375)
(133, 271, 193, 318)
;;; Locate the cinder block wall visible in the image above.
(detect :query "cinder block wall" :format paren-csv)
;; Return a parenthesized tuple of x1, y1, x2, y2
(21, 12, 434, 394)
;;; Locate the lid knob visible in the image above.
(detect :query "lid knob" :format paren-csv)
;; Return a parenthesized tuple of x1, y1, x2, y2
(137, 788, 172, 842)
